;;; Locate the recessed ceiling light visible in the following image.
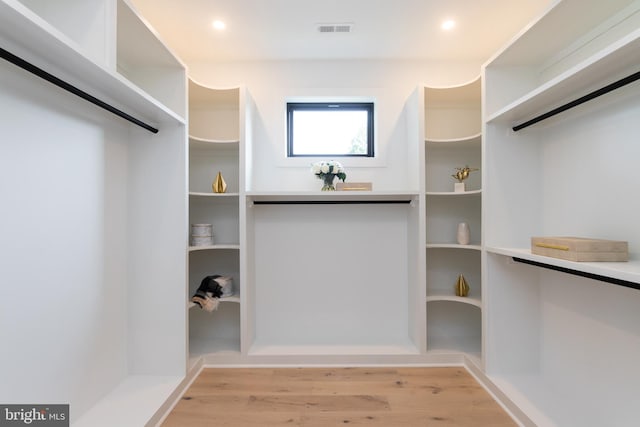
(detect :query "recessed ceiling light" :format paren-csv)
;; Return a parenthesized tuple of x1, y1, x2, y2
(441, 19, 456, 31)
(212, 20, 226, 30)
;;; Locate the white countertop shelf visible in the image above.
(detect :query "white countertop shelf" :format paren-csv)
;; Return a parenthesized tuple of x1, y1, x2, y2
(247, 191, 419, 203)
(487, 247, 640, 288)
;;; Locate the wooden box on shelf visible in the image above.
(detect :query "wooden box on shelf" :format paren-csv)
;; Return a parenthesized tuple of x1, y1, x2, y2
(531, 236, 628, 262)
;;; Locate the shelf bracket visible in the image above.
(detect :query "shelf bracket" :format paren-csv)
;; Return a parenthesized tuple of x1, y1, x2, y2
(512, 257, 640, 291)
(512, 69, 640, 132)
(0, 46, 159, 134)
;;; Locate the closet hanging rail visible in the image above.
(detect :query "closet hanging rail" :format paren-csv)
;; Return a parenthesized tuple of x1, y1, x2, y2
(512, 69, 640, 132)
(512, 257, 640, 291)
(0, 46, 159, 134)
(253, 200, 412, 205)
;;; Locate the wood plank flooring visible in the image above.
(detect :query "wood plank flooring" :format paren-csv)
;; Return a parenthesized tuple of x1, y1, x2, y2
(161, 367, 517, 426)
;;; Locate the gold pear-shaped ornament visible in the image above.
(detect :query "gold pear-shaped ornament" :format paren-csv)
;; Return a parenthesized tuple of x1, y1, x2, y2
(212, 171, 227, 193)
(455, 274, 469, 297)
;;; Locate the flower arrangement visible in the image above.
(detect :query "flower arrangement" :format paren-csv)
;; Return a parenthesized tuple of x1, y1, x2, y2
(311, 160, 347, 191)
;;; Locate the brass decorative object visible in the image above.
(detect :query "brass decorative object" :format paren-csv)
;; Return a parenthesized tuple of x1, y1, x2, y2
(455, 274, 469, 297)
(451, 166, 478, 183)
(212, 171, 227, 193)
(451, 165, 478, 192)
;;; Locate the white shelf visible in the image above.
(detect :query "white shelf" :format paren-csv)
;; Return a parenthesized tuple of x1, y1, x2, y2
(189, 136, 239, 153)
(189, 338, 241, 357)
(115, 0, 186, 118)
(189, 135, 240, 144)
(487, 28, 640, 125)
(426, 189, 482, 196)
(188, 296, 240, 310)
(188, 244, 240, 252)
(189, 192, 240, 198)
(0, 0, 186, 126)
(426, 295, 482, 308)
(487, 247, 640, 287)
(425, 132, 482, 145)
(426, 243, 481, 250)
(424, 77, 481, 140)
(188, 80, 240, 141)
(426, 298, 482, 357)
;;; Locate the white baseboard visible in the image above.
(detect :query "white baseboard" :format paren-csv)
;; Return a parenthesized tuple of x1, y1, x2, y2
(150, 358, 204, 427)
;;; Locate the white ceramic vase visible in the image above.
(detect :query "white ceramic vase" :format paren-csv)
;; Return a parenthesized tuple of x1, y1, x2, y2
(457, 222, 470, 245)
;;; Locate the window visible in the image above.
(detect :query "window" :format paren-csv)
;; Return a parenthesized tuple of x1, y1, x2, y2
(287, 102, 374, 157)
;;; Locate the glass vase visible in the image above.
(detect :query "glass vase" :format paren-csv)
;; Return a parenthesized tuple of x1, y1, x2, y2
(321, 174, 336, 191)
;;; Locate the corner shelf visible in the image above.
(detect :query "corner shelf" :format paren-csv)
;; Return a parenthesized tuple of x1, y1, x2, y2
(188, 296, 241, 310)
(426, 189, 482, 196)
(189, 135, 239, 144)
(425, 132, 482, 146)
(423, 76, 483, 365)
(189, 192, 240, 198)
(426, 243, 481, 250)
(188, 244, 241, 252)
(426, 295, 482, 308)
(187, 77, 243, 361)
(426, 299, 482, 357)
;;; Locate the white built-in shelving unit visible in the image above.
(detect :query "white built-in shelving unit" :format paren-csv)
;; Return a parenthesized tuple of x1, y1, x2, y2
(483, 0, 640, 425)
(7, 0, 640, 425)
(423, 77, 483, 362)
(0, 0, 188, 425)
(187, 79, 246, 366)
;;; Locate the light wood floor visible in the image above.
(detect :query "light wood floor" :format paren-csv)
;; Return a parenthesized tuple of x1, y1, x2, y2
(161, 367, 517, 426)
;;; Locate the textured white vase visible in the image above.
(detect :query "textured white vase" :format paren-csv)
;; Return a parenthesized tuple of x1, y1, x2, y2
(457, 222, 470, 245)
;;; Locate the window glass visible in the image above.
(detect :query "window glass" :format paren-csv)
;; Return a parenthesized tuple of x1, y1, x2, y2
(287, 102, 374, 157)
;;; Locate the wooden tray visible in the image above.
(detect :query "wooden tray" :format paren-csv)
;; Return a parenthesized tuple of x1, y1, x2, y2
(531, 236, 628, 262)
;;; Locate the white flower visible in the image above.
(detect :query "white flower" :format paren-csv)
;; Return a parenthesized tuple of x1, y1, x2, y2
(321, 164, 330, 174)
(311, 164, 321, 174)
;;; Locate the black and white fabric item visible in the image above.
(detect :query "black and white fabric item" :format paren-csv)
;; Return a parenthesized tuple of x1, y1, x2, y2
(191, 275, 225, 312)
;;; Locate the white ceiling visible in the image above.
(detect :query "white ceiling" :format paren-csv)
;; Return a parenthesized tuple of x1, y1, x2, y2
(130, 0, 554, 64)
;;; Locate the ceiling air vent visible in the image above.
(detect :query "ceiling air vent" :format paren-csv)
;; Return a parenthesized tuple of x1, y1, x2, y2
(317, 23, 354, 33)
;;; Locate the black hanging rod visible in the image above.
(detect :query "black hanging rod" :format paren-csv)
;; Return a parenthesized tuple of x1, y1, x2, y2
(0, 46, 158, 134)
(253, 200, 412, 205)
(512, 69, 640, 132)
(512, 257, 640, 291)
